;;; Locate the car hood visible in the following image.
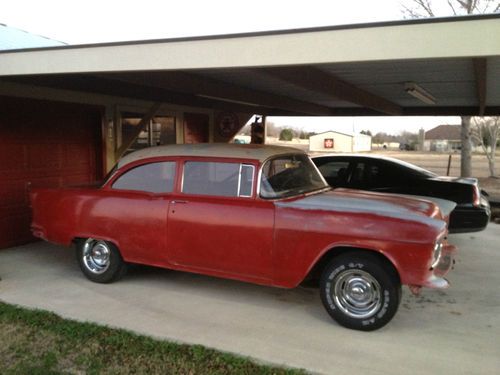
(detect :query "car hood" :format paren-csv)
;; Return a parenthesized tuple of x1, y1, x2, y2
(276, 188, 447, 229)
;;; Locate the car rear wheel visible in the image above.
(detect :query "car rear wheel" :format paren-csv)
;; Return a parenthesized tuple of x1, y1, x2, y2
(320, 252, 401, 331)
(76, 238, 127, 283)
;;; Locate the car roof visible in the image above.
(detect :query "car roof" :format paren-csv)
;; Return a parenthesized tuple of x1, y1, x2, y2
(312, 153, 394, 161)
(118, 143, 305, 168)
(311, 153, 419, 166)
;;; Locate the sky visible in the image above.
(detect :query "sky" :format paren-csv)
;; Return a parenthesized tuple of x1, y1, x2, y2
(1, 0, 462, 134)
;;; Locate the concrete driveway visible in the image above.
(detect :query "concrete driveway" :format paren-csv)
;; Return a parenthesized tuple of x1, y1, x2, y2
(1, 226, 499, 374)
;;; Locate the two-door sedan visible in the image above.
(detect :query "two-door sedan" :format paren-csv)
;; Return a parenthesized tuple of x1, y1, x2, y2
(30, 144, 456, 331)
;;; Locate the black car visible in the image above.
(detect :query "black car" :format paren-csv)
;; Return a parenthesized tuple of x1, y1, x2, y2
(312, 154, 491, 233)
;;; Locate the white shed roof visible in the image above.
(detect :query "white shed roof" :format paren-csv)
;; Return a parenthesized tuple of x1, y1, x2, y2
(310, 131, 371, 139)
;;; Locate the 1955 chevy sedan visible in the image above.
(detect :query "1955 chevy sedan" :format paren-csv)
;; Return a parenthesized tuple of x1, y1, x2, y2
(30, 144, 456, 331)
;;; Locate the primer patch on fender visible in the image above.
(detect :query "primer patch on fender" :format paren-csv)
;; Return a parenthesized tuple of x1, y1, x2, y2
(276, 189, 445, 230)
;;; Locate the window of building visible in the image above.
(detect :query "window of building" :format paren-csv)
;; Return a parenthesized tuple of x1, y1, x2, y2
(122, 116, 176, 153)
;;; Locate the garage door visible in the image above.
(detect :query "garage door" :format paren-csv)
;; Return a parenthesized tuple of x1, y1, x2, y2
(0, 96, 103, 249)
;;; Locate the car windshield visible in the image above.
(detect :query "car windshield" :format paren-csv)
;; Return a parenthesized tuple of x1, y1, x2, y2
(260, 154, 328, 199)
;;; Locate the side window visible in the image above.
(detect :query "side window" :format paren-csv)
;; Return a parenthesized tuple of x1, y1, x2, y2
(350, 162, 367, 188)
(112, 162, 175, 193)
(317, 160, 350, 186)
(182, 161, 254, 198)
(365, 163, 382, 187)
(367, 161, 406, 188)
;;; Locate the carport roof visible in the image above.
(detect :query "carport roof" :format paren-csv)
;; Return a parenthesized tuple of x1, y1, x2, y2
(1, 14, 499, 116)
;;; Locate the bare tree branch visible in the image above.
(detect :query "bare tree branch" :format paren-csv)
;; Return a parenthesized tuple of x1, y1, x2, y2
(416, 0, 436, 16)
(447, 0, 459, 14)
(400, 3, 426, 18)
(401, 0, 500, 17)
(471, 116, 500, 177)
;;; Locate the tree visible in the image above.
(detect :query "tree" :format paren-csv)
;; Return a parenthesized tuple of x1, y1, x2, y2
(372, 132, 399, 144)
(400, 0, 500, 177)
(402, 0, 499, 18)
(279, 128, 294, 141)
(265, 121, 279, 138)
(299, 130, 313, 139)
(471, 117, 500, 176)
(461, 116, 473, 177)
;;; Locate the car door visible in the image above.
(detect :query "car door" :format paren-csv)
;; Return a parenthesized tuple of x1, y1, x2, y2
(103, 160, 175, 265)
(167, 159, 274, 282)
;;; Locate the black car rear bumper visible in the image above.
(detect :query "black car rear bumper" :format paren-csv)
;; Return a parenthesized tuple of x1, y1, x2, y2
(448, 200, 491, 233)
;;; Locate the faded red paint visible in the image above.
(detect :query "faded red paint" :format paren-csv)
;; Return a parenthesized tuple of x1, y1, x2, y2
(30, 152, 456, 289)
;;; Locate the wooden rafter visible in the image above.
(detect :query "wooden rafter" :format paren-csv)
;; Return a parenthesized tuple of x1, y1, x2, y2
(106, 71, 335, 116)
(5, 75, 286, 116)
(115, 102, 162, 159)
(473, 58, 487, 116)
(261, 66, 403, 116)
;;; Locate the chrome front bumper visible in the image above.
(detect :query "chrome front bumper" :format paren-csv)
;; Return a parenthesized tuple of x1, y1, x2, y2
(410, 244, 457, 293)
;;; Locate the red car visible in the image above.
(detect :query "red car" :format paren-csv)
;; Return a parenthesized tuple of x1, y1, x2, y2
(30, 144, 456, 331)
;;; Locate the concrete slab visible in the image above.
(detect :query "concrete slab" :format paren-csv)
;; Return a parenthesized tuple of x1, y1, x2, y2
(1, 225, 499, 374)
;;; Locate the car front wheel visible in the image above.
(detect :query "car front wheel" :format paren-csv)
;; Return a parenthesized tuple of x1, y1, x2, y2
(320, 252, 401, 331)
(76, 238, 127, 283)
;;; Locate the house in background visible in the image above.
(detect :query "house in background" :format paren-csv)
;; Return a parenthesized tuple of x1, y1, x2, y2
(424, 125, 462, 152)
(309, 131, 371, 152)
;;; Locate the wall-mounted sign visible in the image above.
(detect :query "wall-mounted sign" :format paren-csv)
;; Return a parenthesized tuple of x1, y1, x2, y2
(324, 138, 334, 148)
(217, 112, 239, 138)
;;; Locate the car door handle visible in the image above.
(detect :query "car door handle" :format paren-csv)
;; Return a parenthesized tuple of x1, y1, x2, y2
(171, 200, 187, 204)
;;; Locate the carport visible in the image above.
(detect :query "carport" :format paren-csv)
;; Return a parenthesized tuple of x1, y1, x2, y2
(0, 14, 499, 248)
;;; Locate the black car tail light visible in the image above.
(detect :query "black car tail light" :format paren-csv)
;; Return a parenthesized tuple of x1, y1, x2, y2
(472, 184, 481, 207)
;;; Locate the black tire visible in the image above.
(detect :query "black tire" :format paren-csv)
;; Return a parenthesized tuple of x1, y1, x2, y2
(76, 238, 127, 283)
(320, 252, 401, 331)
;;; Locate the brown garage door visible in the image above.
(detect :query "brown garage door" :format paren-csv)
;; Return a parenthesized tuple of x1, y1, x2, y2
(0, 96, 103, 249)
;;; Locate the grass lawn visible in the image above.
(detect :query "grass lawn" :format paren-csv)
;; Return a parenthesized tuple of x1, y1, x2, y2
(0, 302, 306, 374)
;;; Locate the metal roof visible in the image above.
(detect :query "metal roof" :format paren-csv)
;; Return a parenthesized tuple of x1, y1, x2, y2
(0, 15, 499, 117)
(117, 143, 304, 168)
(0, 24, 65, 50)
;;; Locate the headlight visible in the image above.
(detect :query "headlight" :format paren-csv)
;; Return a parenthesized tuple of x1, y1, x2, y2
(431, 242, 443, 269)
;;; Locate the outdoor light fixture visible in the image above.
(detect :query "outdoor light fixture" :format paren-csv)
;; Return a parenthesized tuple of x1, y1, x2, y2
(404, 82, 437, 105)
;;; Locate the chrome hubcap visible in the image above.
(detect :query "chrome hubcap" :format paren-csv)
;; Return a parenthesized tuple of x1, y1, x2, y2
(82, 239, 111, 274)
(333, 269, 382, 319)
